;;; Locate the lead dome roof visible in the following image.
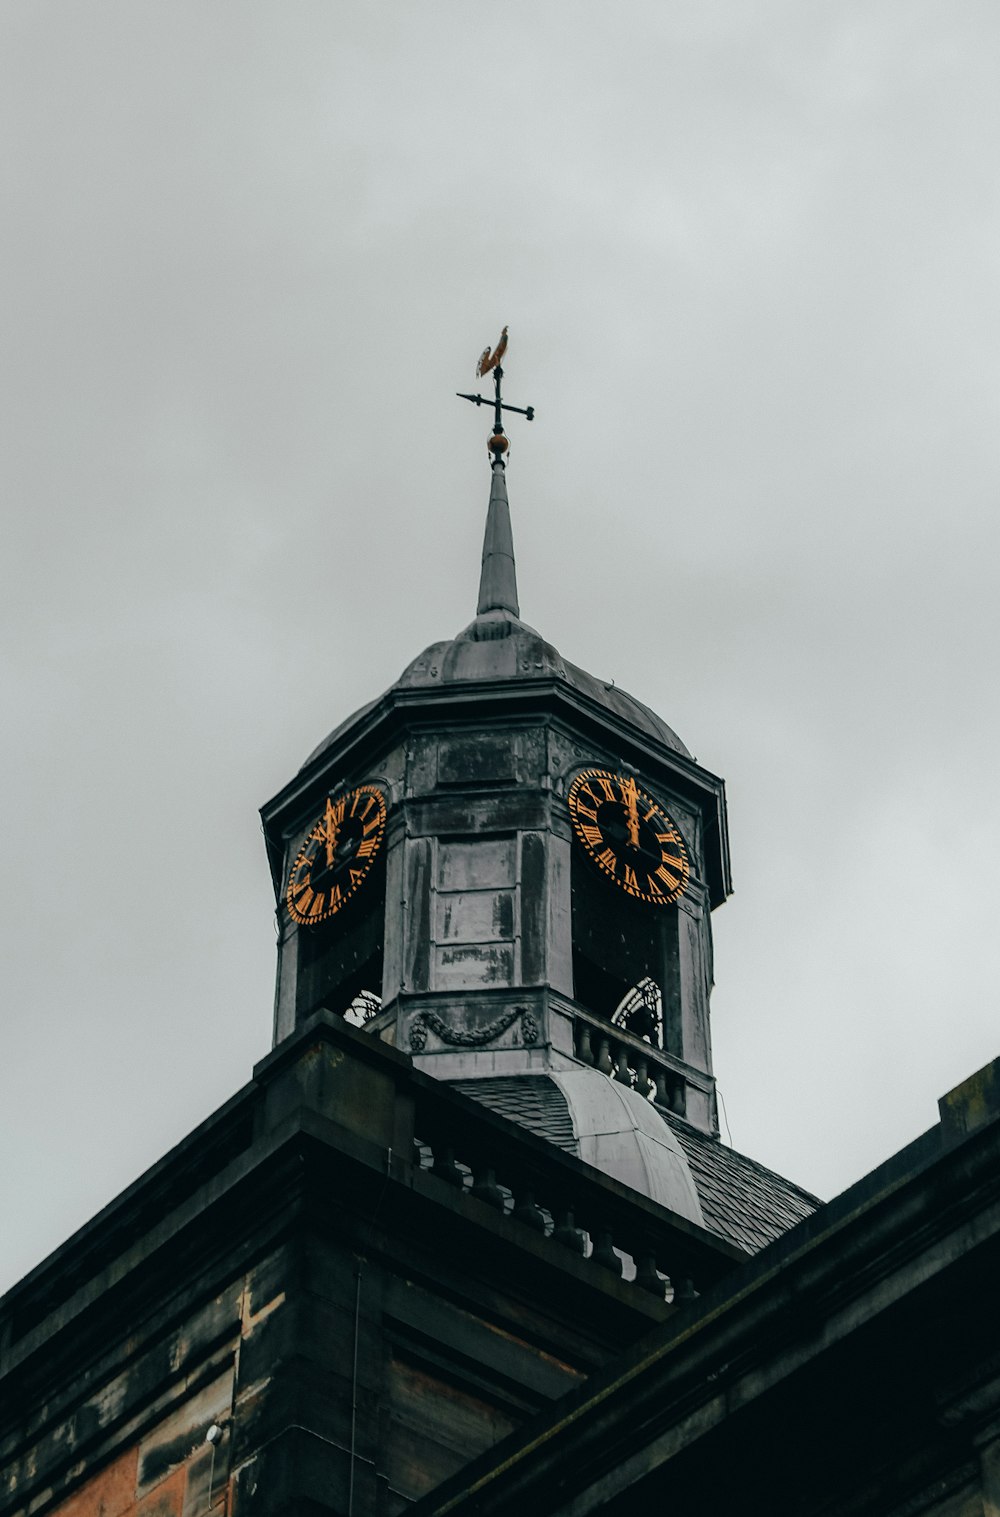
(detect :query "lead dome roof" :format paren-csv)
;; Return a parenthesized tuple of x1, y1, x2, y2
(401, 609, 689, 751)
(306, 447, 690, 769)
(304, 607, 689, 768)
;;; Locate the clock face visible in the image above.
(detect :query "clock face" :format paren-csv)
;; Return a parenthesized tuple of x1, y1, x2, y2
(286, 784, 387, 925)
(567, 768, 690, 906)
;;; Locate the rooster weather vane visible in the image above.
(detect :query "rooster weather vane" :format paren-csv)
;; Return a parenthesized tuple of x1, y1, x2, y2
(457, 325, 534, 461)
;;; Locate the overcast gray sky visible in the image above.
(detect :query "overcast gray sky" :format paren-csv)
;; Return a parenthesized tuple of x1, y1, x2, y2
(2, 2, 998, 1291)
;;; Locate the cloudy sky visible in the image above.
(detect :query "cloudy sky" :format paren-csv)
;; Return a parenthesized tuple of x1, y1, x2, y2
(2, 2, 997, 1291)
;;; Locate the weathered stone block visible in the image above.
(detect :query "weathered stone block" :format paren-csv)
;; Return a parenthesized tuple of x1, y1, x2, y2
(434, 942, 515, 989)
(262, 1039, 402, 1149)
(136, 1371, 233, 1501)
(435, 890, 514, 944)
(437, 838, 516, 891)
(519, 833, 546, 984)
(940, 1056, 1000, 1146)
(438, 734, 516, 785)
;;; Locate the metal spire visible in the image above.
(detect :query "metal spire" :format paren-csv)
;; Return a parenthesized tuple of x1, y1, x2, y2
(477, 455, 519, 616)
(457, 327, 535, 620)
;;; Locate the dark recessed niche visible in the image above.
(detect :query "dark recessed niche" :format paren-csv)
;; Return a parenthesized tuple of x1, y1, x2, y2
(570, 854, 678, 1046)
(295, 865, 385, 1022)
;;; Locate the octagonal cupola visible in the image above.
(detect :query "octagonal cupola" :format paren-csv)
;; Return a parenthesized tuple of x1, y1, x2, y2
(262, 430, 731, 1164)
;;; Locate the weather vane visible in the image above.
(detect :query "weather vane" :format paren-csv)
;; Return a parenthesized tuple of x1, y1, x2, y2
(457, 326, 534, 462)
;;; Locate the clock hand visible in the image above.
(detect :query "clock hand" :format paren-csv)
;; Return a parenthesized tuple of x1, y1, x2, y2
(621, 776, 641, 850)
(322, 796, 340, 867)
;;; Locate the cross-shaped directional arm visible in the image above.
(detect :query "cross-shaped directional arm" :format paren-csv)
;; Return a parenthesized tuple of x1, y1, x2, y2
(457, 365, 535, 446)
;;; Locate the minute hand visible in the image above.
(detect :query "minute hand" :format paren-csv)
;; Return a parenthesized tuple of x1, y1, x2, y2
(322, 797, 342, 866)
(621, 779, 641, 849)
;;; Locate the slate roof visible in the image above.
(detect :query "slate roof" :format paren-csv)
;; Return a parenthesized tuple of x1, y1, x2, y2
(450, 1077, 576, 1150)
(452, 1075, 821, 1256)
(661, 1111, 821, 1253)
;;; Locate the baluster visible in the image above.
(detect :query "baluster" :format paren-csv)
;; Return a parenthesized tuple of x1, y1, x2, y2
(470, 1164, 505, 1211)
(591, 1229, 624, 1276)
(634, 1053, 650, 1100)
(432, 1145, 464, 1188)
(512, 1187, 546, 1233)
(673, 1276, 699, 1302)
(575, 1020, 594, 1065)
(553, 1207, 586, 1254)
(652, 1069, 671, 1108)
(594, 1036, 614, 1076)
(635, 1250, 665, 1297)
(614, 1041, 632, 1086)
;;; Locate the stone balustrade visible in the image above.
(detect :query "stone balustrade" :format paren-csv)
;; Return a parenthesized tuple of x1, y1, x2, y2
(409, 1068, 737, 1303)
(571, 1005, 688, 1115)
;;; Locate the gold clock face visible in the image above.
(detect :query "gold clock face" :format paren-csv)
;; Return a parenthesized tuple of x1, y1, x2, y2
(568, 768, 690, 906)
(286, 784, 387, 925)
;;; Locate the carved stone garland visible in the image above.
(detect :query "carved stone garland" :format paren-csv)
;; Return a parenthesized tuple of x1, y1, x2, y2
(409, 1005, 538, 1053)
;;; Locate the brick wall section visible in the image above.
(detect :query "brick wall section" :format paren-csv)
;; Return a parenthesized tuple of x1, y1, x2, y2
(49, 1448, 137, 1517)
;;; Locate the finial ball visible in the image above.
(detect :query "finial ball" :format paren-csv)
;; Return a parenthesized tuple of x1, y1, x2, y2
(488, 431, 509, 457)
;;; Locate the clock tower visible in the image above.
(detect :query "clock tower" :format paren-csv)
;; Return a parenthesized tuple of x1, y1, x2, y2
(261, 406, 742, 1226)
(1, 353, 832, 1517)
